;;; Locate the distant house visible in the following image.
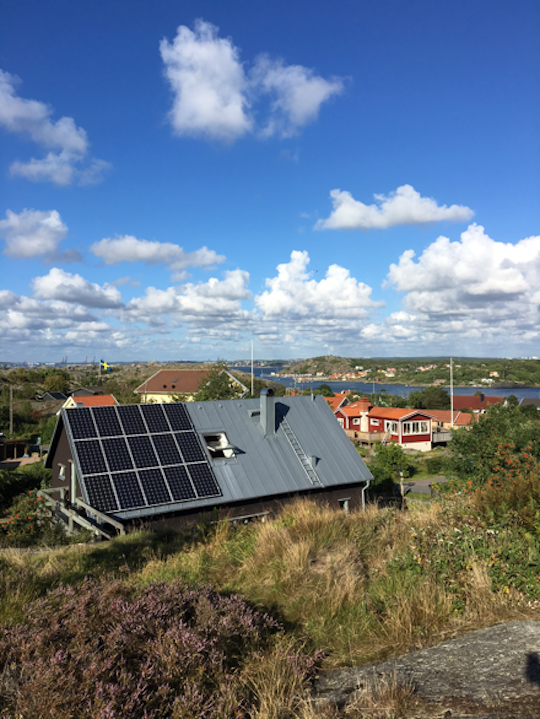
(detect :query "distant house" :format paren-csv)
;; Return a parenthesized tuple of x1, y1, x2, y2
(44, 391, 373, 536)
(324, 395, 350, 412)
(133, 368, 248, 403)
(520, 398, 540, 410)
(426, 409, 472, 430)
(334, 399, 466, 451)
(38, 391, 67, 401)
(69, 387, 103, 398)
(452, 394, 504, 413)
(62, 394, 119, 410)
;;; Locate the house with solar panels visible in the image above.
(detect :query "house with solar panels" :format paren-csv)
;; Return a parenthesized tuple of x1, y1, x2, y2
(44, 390, 373, 537)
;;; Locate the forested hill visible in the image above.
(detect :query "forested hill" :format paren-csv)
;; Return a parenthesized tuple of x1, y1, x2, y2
(281, 356, 540, 387)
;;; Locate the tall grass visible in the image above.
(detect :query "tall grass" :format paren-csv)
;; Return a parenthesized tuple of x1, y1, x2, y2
(2, 496, 536, 671)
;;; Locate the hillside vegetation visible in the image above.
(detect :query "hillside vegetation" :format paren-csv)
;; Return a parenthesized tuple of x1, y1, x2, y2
(2, 404, 540, 717)
(2, 493, 540, 718)
(282, 355, 540, 387)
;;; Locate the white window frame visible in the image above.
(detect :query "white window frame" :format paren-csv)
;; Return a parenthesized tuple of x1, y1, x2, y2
(371, 418, 379, 427)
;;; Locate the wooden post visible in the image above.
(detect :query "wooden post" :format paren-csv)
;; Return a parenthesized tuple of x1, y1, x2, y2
(400, 470, 405, 509)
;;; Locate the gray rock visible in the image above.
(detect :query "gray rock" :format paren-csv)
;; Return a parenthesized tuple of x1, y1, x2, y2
(313, 621, 540, 716)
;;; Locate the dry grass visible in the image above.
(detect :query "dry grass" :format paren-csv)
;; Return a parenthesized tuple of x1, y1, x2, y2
(2, 497, 540, 667)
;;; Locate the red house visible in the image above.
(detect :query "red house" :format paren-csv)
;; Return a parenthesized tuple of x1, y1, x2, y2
(452, 394, 503, 413)
(335, 399, 434, 451)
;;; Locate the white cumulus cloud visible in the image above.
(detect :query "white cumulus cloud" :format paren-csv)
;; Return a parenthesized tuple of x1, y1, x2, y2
(358, 224, 540, 352)
(126, 269, 251, 323)
(253, 251, 382, 349)
(160, 20, 343, 142)
(316, 184, 474, 230)
(32, 268, 124, 308)
(252, 56, 343, 138)
(0, 208, 72, 259)
(256, 250, 378, 318)
(90, 235, 225, 277)
(0, 69, 110, 185)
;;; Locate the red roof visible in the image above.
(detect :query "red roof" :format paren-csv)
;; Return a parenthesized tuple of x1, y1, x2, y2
(134, 369, 211, 394)
(426, 409, 472, 426)
(368, 407, 434, 421)
(452, 395, 503, 411)
(325, 396, 349, 411)
(70, 394, 118, 407)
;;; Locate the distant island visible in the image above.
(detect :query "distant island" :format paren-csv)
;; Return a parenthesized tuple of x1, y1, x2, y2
(278, 355, 540, 388)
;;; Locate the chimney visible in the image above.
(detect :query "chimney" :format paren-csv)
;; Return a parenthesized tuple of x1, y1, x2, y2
(260, 388, 275, 435)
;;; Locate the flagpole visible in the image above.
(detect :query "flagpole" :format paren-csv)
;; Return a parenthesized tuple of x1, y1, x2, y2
(98, 360, 102, 387)
(251, 340, 254, 396)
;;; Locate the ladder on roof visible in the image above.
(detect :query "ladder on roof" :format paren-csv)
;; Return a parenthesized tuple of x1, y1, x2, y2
(279, 415, 322, 486)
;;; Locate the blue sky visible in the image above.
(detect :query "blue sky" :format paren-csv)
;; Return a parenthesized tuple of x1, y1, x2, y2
(0, 0, 539, 362)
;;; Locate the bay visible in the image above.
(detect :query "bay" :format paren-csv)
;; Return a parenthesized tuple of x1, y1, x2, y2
(230, 366, 540, 401)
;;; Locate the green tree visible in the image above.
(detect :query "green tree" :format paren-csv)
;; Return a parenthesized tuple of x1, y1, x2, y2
(43, 374, 70, 394)
(448, 404, 540, 485)
(315, 383, 334, 397)
(368, 442, 415, 492)
(195, 363, 247, 401)
(408, 386, 450, 410)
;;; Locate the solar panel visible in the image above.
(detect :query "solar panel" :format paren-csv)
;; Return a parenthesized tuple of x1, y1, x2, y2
(65, 402, 222, 516)
(85, 474, 118, 513)
(102, 437, 133, 472)
(93, 406, 122, 437)
(164, 465, 196, 501)
(152, 433, 183, 466)
(139, 468, 171, 505)
(76, 440, 107, 475)
(188, 463, 221, 498)
(163, 402, 192, 431)
(175, 432, 206, 463)
(117, 405, 147, 435)
(114, 471, 145, 509)
(140, 403, 170, 433)
(128, 435, 158, 468)
(68, 408, 97, 440)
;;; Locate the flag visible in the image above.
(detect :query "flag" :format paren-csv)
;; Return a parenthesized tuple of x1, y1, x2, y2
(100, 360, 112, 372)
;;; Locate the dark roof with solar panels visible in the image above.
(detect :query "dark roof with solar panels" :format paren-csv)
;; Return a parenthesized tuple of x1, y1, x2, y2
(48, 393, 372, 521)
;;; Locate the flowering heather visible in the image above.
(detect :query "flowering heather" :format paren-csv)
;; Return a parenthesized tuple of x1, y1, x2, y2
(0, 578, 317, 718)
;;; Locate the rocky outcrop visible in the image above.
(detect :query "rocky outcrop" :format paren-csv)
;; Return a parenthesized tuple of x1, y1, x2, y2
(313, 621, 540, 718)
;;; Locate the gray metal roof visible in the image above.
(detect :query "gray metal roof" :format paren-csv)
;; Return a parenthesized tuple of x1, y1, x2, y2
(185, 394, 372, 507)
(50, 393, 372, 521)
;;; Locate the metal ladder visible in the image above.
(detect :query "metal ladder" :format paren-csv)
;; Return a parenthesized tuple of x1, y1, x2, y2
(280, 415, 322, 486)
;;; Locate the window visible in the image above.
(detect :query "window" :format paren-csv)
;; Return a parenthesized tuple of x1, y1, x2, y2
(352, 418, 360, 425)
(337, 417, 344, 427)
(338, 498, 350, 513)
(384, 421, 398, 433)
(403, 421, 428, 435)
(203, 433, 235, 459)
(371, 418, 379, 426)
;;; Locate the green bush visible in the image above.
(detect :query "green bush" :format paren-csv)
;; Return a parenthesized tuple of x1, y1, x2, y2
(0, 489, 69, 548)
(425, 456, 447, 475)
(0, 464, 51, 514)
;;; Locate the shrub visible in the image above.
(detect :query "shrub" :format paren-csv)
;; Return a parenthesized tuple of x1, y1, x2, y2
(0, 578, 319, 719)
(0, 489, 70, 548)
(369, 442, 415, 492)
(425, 456, 447, 476)
(470, 443, 540, 531)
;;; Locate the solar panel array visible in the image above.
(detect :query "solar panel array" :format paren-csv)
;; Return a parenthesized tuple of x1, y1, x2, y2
(65, 403, 221, 514)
